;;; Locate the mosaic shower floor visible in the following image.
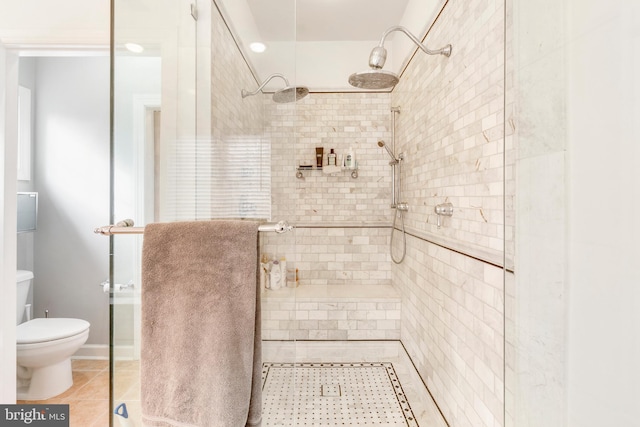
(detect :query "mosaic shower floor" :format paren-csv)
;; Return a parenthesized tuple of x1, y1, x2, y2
(262, 341, 448, 427)
(262, 362, 418, 426)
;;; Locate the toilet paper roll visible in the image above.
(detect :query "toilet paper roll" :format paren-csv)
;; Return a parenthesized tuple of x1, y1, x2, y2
(103, 283, 109, 293)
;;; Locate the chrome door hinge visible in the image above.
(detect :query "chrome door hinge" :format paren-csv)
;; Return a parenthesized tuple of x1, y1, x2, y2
(191, 3, 198, 20)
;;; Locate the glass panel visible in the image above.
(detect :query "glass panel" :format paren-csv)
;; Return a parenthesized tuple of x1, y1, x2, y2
(111, 0, 294, 425)
(112, 1, 513, 426)
(112, 0, 195, 424)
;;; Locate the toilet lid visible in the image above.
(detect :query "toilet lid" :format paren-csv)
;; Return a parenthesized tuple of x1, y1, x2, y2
(17, 318, 90, 344)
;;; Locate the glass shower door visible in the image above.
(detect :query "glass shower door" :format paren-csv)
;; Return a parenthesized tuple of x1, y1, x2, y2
(111, 0, 198, 424)
(111, 1, 295, 425)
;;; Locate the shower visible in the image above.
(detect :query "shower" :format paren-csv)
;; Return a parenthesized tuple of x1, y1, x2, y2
(349, 26, 452, 90)
(242, 73, 309, 103)
(379, 107, 407, 264)
(377, 140, 396, 163)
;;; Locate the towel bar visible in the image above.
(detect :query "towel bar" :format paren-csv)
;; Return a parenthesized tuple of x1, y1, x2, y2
(94, 220, 294, 236)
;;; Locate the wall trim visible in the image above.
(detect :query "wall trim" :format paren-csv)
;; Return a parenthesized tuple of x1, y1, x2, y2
(403, 225, 508, 270)
(73, 344, 137, 361)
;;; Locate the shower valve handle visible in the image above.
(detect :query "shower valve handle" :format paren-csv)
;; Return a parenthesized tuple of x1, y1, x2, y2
(435, 203, 454, 228)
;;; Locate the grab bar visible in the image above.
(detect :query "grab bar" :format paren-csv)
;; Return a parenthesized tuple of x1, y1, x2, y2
(94, 220, 294, 236)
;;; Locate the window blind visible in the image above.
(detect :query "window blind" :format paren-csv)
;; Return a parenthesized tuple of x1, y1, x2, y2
(164, 136, 271, 221)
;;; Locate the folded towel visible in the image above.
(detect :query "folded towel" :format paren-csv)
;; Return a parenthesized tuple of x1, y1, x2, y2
(141, 220, 261, 427)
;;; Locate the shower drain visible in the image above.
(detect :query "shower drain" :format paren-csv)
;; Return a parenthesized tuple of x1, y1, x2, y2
(320, 384, 341, 397)
(261, 362, 419, 426)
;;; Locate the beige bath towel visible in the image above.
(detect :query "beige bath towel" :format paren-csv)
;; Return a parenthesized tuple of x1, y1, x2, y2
(141, 220, 262, 427)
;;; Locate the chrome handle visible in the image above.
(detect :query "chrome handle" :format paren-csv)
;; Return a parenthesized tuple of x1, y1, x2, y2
(435, 203, 454, 228)
(435, 203, 453, 215)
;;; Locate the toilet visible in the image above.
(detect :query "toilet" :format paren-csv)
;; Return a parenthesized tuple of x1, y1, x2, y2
(16, 270, 90, 400)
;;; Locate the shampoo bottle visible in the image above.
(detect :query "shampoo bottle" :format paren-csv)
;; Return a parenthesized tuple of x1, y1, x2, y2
(345, 147, 355, 169)
(328, 149, 337, 166)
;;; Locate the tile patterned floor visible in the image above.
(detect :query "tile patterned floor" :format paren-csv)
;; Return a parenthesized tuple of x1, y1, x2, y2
(16, 342, 446, 427)
(262, 362, 419, 426)
(262, 341, 449, 427)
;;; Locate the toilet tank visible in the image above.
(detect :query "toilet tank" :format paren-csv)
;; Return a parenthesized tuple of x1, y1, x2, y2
(16, 270, 34, 325)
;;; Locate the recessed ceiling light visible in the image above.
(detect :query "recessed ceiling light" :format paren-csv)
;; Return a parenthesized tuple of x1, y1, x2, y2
(249, 42, 267, 53)
(125, 43, 144, 53)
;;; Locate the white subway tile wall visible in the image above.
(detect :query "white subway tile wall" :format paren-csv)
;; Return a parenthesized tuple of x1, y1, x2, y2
(261, 227, 392, 287)
(390, 0, 506, 426)
(261, 285, 401, 341)
(393, 0, 507, 257)
(261, 92, 397, 285)
(265, 92, 394, 224)
(210, 4, 267, 217)
(209, 0, 506, 425)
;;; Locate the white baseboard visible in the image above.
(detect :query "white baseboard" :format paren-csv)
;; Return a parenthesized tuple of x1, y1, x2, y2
(72, 344, 138, 361)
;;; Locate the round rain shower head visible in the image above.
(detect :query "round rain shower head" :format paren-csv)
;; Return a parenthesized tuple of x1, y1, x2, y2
(273, 86, 309, 103)
(348, 69, 399, 90)
(241, 73, 309, 103)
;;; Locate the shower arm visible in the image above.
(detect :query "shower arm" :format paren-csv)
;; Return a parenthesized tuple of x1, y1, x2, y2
(241, 73, 290, 98)
(371, 26, 452, 69)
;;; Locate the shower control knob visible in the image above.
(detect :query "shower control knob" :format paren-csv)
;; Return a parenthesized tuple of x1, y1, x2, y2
(434, 203, 453, 216)
(396, 203, 409, 212)
(434, 203, 454, 229)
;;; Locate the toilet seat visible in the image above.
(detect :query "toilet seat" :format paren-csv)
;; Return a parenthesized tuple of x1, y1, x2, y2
(17, 318, 90, 344)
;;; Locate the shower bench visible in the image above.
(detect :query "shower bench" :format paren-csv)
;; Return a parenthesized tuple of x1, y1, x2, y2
(261, 284, 401, 340)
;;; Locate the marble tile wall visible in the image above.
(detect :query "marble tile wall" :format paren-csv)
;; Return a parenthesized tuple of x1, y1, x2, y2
(261, 226, 392, 287)
(266, 92, 393, 225)
(262, 92, 395, 287)
(261, 286, 401, 340)
(392, 0, 507, 259)
(390, 0, 506, 426)
(256, 1, 507, 425)
(396, 235, 504, 427)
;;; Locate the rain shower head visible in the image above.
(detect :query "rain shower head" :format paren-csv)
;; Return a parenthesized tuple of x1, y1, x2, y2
(272, 86, 309, 103)
(242, 73, 309, 103)
(378, 140, 397, 162)
(349, 70, 399, 90)
(348, 26, 452, 90)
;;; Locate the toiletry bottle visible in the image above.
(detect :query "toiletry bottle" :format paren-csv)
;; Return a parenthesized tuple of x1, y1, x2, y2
(271, 260, 281, 290)
(328, 149, 337, 166)
(315, 147, 324, 169)
(261, 254, 270, 290)
(279, 256, 287, 284)
(345, 147, 355, 169)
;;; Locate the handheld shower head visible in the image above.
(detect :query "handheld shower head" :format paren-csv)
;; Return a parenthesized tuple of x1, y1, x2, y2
(378, 140, 397, 162)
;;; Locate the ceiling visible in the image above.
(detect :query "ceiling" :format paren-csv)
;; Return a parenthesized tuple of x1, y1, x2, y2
(0, 0, 441, 92)
(248, 0, 409, 42)
(218, 0, 441, 92)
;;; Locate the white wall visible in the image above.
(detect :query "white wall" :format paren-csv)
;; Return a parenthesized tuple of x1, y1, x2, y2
(509, 0, 568, 422)
(510, 0, 640, 425)
(17, 58, 36, 297)
(0, 42, 19, 404)
(33, 57, 110, 346)
(565, 0, 640, 424)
